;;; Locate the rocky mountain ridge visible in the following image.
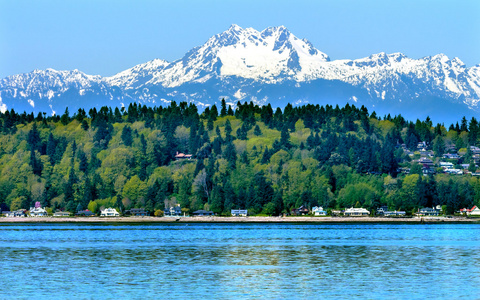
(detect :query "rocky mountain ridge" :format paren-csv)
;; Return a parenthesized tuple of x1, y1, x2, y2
(1, 24, 479, 124)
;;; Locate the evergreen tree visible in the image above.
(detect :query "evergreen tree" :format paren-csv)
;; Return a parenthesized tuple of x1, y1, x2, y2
(81, 120, 89, 131)
(227, 106, 234, 116)
(78, 150, 88, 173)
(30, 148, 42, 176)
(207, 118, 214, 131)
(60, 107, 70, 125)
(253, 125, 262, 136)
(261, 147, 271, 164)
(224, 142, 237, 170)
(210, 104, 218, 120)
(121, 125, 133, 146)
(225, 119, 233, 142)
(64, 167, 77, 205)
(27, 123, 42, 152)
(220, 99, 227, 117)
(280, 126, 291, 149)
(469, 117, 479, 146)
(461, 117, 468, 132)
(433, 136, 445, 157)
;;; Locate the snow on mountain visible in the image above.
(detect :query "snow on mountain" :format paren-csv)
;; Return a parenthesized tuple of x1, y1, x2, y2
(0, 68, 111, 114)
(0, 68, 103, 96)
(0, 24, 479, 123)
(107, 59, 169, 88)
(106, 24, 331, 89)
(318, 52, 480, 106)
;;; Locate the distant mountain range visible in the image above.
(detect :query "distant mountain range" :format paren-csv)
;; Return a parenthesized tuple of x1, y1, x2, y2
(1, 24, 479, 124)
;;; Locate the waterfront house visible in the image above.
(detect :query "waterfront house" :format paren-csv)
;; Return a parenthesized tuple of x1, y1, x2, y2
(10, 210, 26, 217)
(29, 206, 48, 217)
(376, 206, 389, 215)
(192, 210, 214, 216)
(331, 210, 342, 216)
(383, 210, 406, 217)
(416, 207, 440, 216)
(76, 210, 95, 217)
(377, 206, 405, 217)
(164, 205, 182, 217)
(53, 211, 71, 217)
(464, 206, 480, 216)
(128, 208, 149, 217)
(312, 206, 327, 216)
(231, 209, 248, 217)
(344, 207, 370, 217)
(100, 208, 120, 217)
(291, 205, 309, 216)
(1, 211, 11, 217)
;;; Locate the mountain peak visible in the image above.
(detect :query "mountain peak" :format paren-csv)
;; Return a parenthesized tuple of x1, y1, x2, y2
(228, 24, 243, 31)
(225, 24, 245, 35)
(261, 25, 290, 38)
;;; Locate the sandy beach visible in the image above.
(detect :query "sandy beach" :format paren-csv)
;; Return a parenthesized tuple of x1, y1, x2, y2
(1, 216, 478, 223)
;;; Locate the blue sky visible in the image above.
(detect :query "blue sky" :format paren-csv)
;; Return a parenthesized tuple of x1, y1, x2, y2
(1, 0, 479, 78)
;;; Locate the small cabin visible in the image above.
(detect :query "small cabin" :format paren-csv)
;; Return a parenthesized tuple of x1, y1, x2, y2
(128, 208, 149, 217)
(192, 210, 214, 216)
(76, 210, 95, 217)
(53, 211, 71, 217)
(231, 209, 248, 217)
(175, 152, 192, 160)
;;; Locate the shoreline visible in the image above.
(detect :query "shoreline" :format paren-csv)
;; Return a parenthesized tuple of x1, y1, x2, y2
(1, 216, 479, 224)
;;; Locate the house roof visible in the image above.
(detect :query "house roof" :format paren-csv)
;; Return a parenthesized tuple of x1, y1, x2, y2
(345, 207, 369, 213)
(175, 152, 192, 158)
(76, 210, 95, 215)
(193, 210, 213, 214)
(419, 207, 439, 212)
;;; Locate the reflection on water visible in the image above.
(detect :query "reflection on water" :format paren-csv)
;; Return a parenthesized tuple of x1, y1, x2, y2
(1, 223, 480, 299)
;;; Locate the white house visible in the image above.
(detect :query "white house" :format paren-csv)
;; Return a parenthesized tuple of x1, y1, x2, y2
(468, 206, 480, 216)
(231, 209, 248, 217)
(383, 210, 406, 217)
(53, 211, 71, 217)
(100, 208, 120, 217)
(344, 207, 370, 217)
(312, 206, 327, 216)
(4, 210, 26, 217)
(416, 207, 440, 216)
(29, 206, 48, 217)
(440, 162, 454, 170)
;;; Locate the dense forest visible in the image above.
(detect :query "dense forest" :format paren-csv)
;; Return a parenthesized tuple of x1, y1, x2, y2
(0, 100, 479, 216)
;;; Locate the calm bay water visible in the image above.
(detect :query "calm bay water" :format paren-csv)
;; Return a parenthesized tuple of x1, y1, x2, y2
(1, 222, 480, 299)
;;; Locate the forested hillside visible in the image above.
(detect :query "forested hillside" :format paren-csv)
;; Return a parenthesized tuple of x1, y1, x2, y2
(0, 100, 479, 216)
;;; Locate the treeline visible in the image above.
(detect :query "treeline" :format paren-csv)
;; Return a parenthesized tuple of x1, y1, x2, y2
(0, 100, 479, 215)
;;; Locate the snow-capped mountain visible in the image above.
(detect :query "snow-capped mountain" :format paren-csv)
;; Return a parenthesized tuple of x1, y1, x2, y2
(1, 24, 479, 124)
